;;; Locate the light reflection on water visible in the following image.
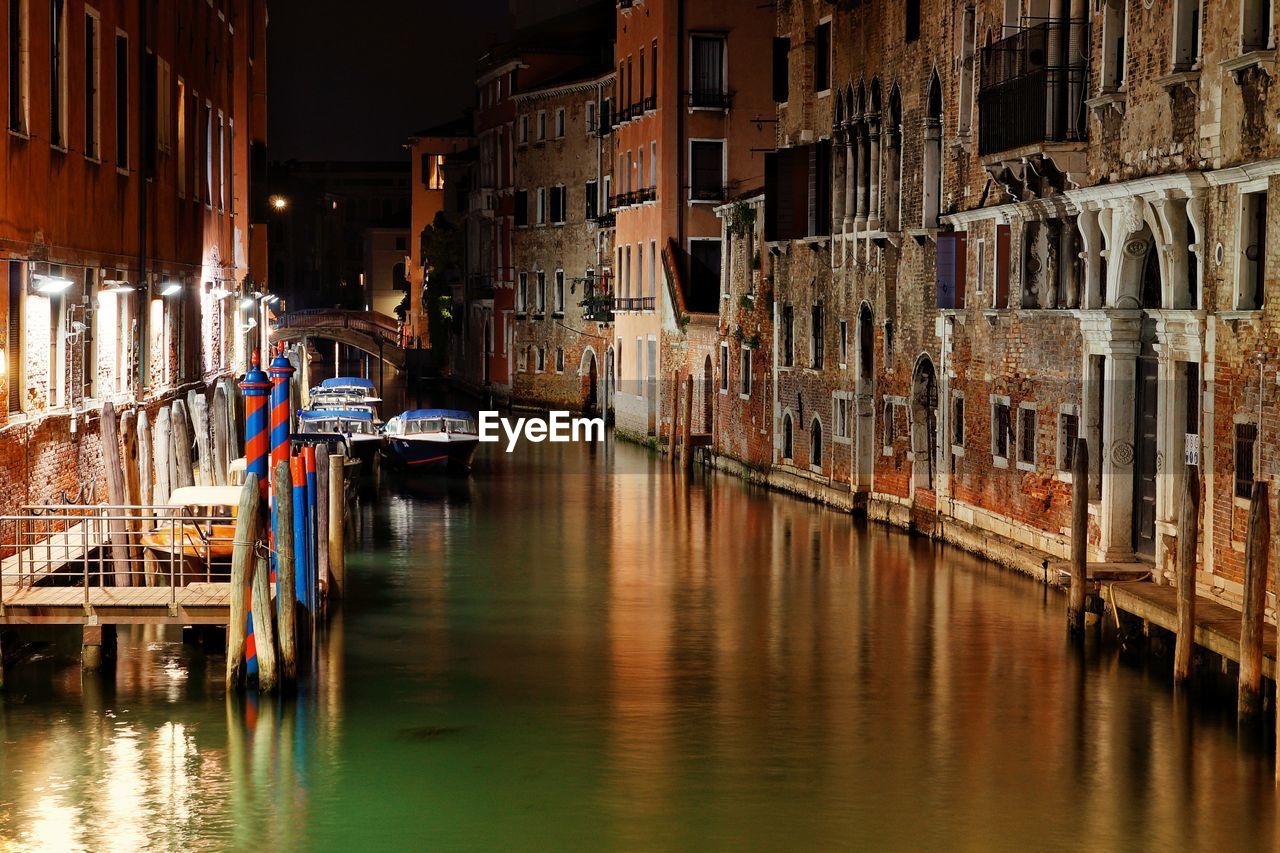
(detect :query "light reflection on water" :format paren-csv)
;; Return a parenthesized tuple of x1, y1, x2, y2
(0, 437, 1276, 850)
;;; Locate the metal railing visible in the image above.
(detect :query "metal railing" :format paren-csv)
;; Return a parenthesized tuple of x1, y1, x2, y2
(613, 296, 655, 311)
(0, 504, 251, 609)
(978, 19, 1089, 155)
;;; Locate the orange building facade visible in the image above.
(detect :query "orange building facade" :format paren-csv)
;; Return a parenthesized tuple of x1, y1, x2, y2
(0, 0, 267, 511)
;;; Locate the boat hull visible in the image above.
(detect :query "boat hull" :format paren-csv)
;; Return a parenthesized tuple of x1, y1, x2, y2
(382, 436, 478, 474)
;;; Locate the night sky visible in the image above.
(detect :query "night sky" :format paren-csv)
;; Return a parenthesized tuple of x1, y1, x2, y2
(267, 0, 510, 163)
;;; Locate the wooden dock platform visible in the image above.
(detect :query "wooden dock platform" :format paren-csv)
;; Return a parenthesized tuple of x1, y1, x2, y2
(1100, 581, 1278, 679)
(0, 582, 232, 625)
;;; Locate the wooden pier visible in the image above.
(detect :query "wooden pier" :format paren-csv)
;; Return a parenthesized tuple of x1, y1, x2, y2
(0, 583, 233, 625)
(1101, 581, 1280, 680)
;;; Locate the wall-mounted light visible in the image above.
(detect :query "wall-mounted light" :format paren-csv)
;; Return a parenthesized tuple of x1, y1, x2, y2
(33, 274, 74, 294)
(210, 287, 232, 300)
(240, 296, 256, 310)
(262, 294, 279, 305)
(160, 282, 182, 297)
(103, 279, 134, 294)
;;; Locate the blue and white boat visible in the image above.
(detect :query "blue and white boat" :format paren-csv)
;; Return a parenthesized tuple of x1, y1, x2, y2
(381, 409, 480, 474)
(297, 408, 383, 467)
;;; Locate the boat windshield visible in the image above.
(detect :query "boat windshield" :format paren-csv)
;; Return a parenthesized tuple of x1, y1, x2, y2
(445, 418, 477, 434)
(302, 418, 373, 435)
(404, 418, 444, 435)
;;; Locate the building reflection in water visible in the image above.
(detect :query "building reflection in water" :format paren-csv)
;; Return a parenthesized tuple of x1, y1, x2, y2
(0, 439, 1275, 848)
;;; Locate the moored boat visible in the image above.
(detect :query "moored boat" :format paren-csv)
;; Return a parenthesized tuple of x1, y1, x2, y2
(381, 409, 480, 475)
(297, 408, 383, 468)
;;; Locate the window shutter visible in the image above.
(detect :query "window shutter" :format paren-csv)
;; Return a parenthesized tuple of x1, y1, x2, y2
(995, 224, 1010, 308)
(772, 38, 790, 102)
(936, 232, 967, 309)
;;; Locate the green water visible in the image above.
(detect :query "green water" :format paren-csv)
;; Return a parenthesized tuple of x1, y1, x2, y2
(0, 438, 1276, 850)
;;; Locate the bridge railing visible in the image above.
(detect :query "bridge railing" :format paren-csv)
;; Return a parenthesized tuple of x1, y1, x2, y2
(274, 309, 407, 349)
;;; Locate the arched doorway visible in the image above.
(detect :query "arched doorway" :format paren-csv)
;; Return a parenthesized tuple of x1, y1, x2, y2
(910, 355, 938, 493)
(781, 412, 794, 461)
(810, 417, 823, 469)
(1131, 239, 1161, 560)
(580, 349, 599, 415)
(702, 355, 714, 433)
(855, 303, 875, 490)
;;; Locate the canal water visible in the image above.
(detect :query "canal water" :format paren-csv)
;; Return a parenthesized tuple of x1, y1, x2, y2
(0, 437, 1277, 850)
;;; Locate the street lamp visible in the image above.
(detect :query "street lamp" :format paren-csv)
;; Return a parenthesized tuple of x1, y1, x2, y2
(270, 195, 289, 211)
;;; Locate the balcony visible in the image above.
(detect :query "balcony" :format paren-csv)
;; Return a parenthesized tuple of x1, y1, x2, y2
(581, 286, 615, 322)
(634, 186, 656, 204)
(977, 20, 1089, 158)
(643, 95, 656, 112)
(689, 184, 727, 203)
(613, 296, 655, 312)
(689, 89, 731, 110)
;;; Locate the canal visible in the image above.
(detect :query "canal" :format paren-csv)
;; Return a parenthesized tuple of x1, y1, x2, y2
(0, 437, 1276, 849)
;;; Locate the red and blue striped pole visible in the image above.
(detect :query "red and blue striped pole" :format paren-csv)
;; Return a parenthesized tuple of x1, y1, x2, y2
(291, 454, 309, 612)
(304, 445, 318, 613)
(268, 343, 295, 580)
(239, 353, 271, 678)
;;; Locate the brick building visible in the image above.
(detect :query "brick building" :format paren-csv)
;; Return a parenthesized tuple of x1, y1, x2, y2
(746, 0, 1280, 607)
(609, 0, 775, 442)
(0, 0, 267, 513)
(457, 4, 613, 402)
(510, 68, 615, 413)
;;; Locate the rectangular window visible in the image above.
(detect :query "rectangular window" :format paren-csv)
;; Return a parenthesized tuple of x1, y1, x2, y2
(1236, 422, 1258, 499)
(555, 347, 564, 373)
(691, 35, 726, 107)
(648, 241, 656, 298)
(688, 238, 721, 312)
(585, 101, 596, 133)
(906, 0, 921, 42)
(81, 11, 101, 160)
(49, 0, 67, 148)
(952, 394, 965, 447)
(814, 20, 831, 92)
(550, 186, 566, 224)
(1018, 406, 1037, 468)
(650, 141, 657, 188)
(585, 180, 598, 220)
(740, 347, 752, 396)
(204, 101, 213, 203)
(517, 272, 527, 313)
(536, 347, 546, 372)
(834, 394, 851, 439)
(555, 108, 565, 138)
(514, 189, 529, 227)
(1239, 189, 1267, 310)
(217, 111, 225, 209)
(519, 114, 529, 144)
(782, 304, 794, 367)
(536, 271, 546, 314)
(720, 343, 729, 392)
(157, 58, 172, 154)
(115, 32, 128, 169)
(1059, 410, 1080, 472)
(554, 270, 565, 315)
(772, 37, 790, 103)
(690, 140, 725, 201)
(537, 111, 546, 141)
(176, 77, 186, 192)
(810, 303, 824, 369)
(9, 0, 28, 134)
(651, 39, 658, 102)
(992, 398, 1011, 460)
(636, 244, 644, 303)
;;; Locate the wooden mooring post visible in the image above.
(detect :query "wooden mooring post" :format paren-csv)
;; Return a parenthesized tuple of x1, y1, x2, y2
(226, 475, 261, 691)
(100, 403, 131, 586)
(1174, 465, 1200, 686)
(681, 373, 694, 472)
(315, 444, 330, 608)
(328, 450, 346, 601)
(250, 552, 277, 692)
(1068, 437, 1088, 639)
(171, 399, 196, 489)
(1238, 481, 1270, 722)
(273, 460, 298, 685)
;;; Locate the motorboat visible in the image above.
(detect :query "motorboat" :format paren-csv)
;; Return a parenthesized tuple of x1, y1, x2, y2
(381, 409, 480, 474)
(309, 376, 381, 406)
(139, 485, 242, 583)
(296, 408, 382, 468)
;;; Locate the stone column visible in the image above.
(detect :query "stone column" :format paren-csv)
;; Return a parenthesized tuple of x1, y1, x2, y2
(1077, 207, 1103, 309)
(1096, 312, 1144, 561)
(854, 125, 869, 231)
(832, 130, 847, 231)
(843, 136, 856, 234)
(867, 121, 882, 232)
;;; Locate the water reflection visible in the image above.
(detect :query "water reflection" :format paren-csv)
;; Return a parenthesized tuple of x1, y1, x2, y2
(0, 437, 1276, 849)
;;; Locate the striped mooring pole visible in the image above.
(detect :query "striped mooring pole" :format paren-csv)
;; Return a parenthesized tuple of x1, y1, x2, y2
(291, 454, 310, 611)
(304, 446, 318, 614)
(268, 343, 296, 580)
(240, 352, 272, 677)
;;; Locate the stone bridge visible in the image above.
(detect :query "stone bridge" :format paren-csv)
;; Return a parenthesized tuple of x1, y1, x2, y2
(270, 309, 408, 371)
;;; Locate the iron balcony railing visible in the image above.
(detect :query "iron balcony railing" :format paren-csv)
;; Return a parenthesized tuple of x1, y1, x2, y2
(613, 296, 655, 311)
(690, 89, 731, 110)
(977, 19, 1089, 156)
(581, 286, 615, 322)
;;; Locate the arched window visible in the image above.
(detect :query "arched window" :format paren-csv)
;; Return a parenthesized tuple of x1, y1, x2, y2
(810, 417, 823, 468)
(782, 413, 793, 460)
(885, 86, 903, 232)
(922, 73, 943, 229)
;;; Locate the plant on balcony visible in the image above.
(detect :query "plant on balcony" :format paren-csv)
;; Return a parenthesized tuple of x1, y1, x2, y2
(728, 200, 756, 238)
(747, 333, 761, 350)
(739, 293, 754, 311)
